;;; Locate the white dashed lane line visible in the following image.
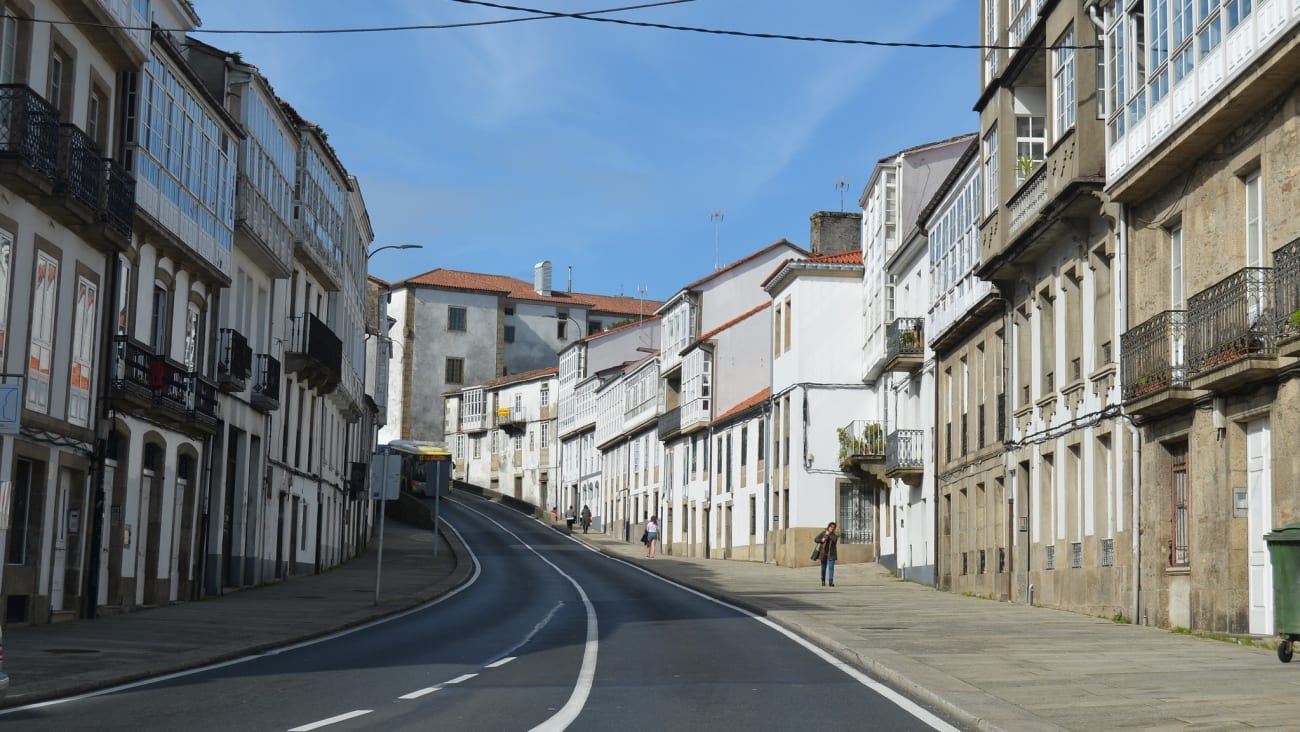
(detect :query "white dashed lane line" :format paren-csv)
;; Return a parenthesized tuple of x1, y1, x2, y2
(398, 687, 441, 700)
(486, 656, 516, 668)
(287, 709, 373, 731)
(446, 673, 478, 685)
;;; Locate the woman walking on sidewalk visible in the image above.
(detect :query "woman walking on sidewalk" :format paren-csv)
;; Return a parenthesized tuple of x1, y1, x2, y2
(645, 515, 659, 558)
(814, 522, 839, 586)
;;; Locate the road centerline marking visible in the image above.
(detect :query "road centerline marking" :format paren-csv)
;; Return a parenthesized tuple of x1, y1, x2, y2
(486, 656, 516, 668)
(446, 673, 478, 684)
(398, 687, 441, 700)
(288, 709, 372, 731)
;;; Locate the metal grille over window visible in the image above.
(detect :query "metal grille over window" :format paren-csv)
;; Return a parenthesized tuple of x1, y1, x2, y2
(1102, 538, 1115, 567)
(1071, 542, 1083, 568)
(1046, 545, 1056, 570)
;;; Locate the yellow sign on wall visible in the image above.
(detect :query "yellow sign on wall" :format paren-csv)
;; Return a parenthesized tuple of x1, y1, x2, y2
(497, 407, 511, 418)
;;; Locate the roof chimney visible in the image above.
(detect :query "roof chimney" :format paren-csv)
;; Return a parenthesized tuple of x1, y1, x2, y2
(534, 261, 553, 296)
(567, 265, 573, 293)
(809, 211, 862, 256)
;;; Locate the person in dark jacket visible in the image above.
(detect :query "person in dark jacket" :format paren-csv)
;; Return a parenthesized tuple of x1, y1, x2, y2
(814, 522, 839, 587)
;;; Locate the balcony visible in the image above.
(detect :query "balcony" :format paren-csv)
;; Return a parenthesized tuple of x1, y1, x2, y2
(235, 174, 293, 277)
(838, 419, 886, 480)
(102, 158, 135, 247)
(461, 413, 489, 434)
(217, 328, 253, 393)
(284, 313, 342, 393)
(331, 363, 364, 422)
(0, 85, 59, 195)
(885, 429, 924, 479)
(884, 318, 925, 372)
(657, 406, 682, 440)
(251, 354, 281, 412)
(51, 0, 151, 65)
(55, 123, 103, 224)
(1186, 268, 1276, 392)
(680, 396, 711, 435)
(189, 373, 220, 429)
(293, 212, 342, 292)
(496, 406, 529, 433)
(1121, 310, 1203, 417)
(152, 356, 190, 416)
(109, 336, 155, 405)
(1274, 238, 1300, 357)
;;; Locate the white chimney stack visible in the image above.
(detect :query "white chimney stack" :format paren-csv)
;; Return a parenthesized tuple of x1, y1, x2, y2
(534, 260, 553, 296)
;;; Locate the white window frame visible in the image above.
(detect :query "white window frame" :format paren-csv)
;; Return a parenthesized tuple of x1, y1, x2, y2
(1015, 115, 1046, 184)
(0, 228, 11, 366)
(1053, 27, 1077, 142)
(27, 252, 58, 412)
(183, 301, 200, 371)
(0, 13, 17, 85)
(983, 125, 999, 217)
(1170, 225, 1184, 308)
(68, 277, 98, 427)
(1245, 170, 1262, 267)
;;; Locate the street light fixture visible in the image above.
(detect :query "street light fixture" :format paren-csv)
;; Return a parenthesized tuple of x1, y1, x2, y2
(368, 243, 422, 260)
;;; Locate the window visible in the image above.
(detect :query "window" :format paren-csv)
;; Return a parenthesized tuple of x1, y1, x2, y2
(0, 13, 17, 84)
(984, 0, 1000, 83)
(445, 357, 464, 384)
(448, 306, 467, 332)
(1053, 28, 1077, 141)
(68, 277, 98, 427)
(540, 384, 550, 407)
(1172, 0, 1195, 83)
(1148, 0, 1170, 106)
(983, 125, 999, 216)
(49, 50, 66, 114)
(150, 286, 168, 352)
(540, 421, 549, 446)
(504, 306, 514, 316)
(473, 436, 481, 458)
(6, 459, 37, 564)
(1170, 441, 1189, 566)
(783, 297, 792, 353)
(1015, 115, 1046, 184)
(504, 325, 515, 343)
(116, 259, 131, 335)
(1226, 0, 1251, 30)
(773, 302, 782, 356)
(1197, 0, 1222, 58)
(1170, 226, 1184, 308)
(27, 253, 58, 412)
(183, 302, 200, 371)
(838, 482, 873, 544)
(1245, 170, 1262, 267)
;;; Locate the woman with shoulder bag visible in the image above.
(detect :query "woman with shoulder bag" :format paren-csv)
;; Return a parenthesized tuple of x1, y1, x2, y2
(813, 522, 839, 587)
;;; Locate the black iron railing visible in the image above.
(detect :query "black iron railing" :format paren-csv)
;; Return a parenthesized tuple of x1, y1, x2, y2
(1274, 238, 1300, 344)
(0, 84, 59, 179)
(288, 312, 343, 382)
(960, 413, 968, 456)
(218, 327, 253, 384)
(190, 373, 219, 422)
(1121, 310, 1187, 400)
(56, 123, 102, 211)
(151, 356, 190, 413)
(996, 392, 1006, 442)
(838, 419, 885, 466)
(885, 317, 925, 363)
(1186, 267, 1274, 373)
(253, 353, 282, 404)
(102, 157, 135, 239)
(885, 429, 924, 473)
(112, 335, 154, 394)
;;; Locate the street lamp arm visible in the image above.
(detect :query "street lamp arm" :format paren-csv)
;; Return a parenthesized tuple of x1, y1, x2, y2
(368, 243, 423, 260)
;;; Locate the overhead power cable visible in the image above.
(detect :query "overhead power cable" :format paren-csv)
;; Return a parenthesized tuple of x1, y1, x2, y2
(449, 0, 1103, 50)
(29, 0, 694, 35)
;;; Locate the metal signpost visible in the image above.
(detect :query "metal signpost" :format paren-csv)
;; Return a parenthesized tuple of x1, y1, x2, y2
(370, 451, 401, 605)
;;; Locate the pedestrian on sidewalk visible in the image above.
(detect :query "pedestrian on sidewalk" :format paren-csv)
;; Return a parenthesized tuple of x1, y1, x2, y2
(645, 515, 659, 558)
(814, 522, 839, 586)
(566, 505, 577, 530)
(581, 504, 592, 533)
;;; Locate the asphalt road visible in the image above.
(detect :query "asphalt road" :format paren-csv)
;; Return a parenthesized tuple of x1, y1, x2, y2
(0, 493, 963, 731)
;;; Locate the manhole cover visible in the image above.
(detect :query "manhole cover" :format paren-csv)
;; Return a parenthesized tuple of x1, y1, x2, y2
(46, 648, 100, 654)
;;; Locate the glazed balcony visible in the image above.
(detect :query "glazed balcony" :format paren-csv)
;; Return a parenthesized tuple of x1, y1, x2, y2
(251, 354, 281, 412)
(1274, 238, 1300, 357)
(1120, 310, 1203, 417)
(217, 328, 253, 393)
(884, 318, 925, 372)
(235, 174, 293, 278)
(293, 212, 342, 292)
(51, 0, 150, 65)
(284, 313, 342, 393)
(1186, 268, 1277, 392)
(838, 419, 886, 480)
(0, 85, 59, 195)
(885, 429, 924, 479)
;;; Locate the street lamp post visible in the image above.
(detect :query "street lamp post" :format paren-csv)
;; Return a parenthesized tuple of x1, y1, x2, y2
(368, 243, 423, 605)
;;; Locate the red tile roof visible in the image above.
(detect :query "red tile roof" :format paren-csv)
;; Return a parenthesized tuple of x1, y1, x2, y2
(677, 239, 810, 294)
(483, 366, 558, 389)
(397, 268, 661, 317)
(811, 250, 863, 265)
(713, 388, 771, 425)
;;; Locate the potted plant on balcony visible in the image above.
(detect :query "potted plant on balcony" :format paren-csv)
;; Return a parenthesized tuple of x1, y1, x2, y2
(899, 328, 920, 352)
(1017, 154, 1037, 181)
(1133, 370, 1169, 398)
(862, 423, 884, 454)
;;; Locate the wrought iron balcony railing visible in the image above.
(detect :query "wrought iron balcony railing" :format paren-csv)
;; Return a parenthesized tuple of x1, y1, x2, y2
(1121, 310, 1188, 399)
(1274, 238, 1300, 345)
(286, 312, 343, 389)
(111, 335, 154, 397)
(838, 419, 885, 466)
(190, 373, 219, 424)
(217, 327, 253, 391)
(0, 84, 59, 182)
(252, 353, 281, 411)
(885, 317, 925, 366)
(56, 123, 103, 213)
(1186, 267, 1274, 373)
(885, 429, 924, 474)
(102, 157, 135, 240)
(151, 356, 190, 414)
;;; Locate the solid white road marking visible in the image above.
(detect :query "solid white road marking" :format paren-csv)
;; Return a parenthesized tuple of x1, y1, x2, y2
(448, 498, 599, 732)
(560, 534, 960, 732)
(398, 687, 441, 700)
(0, 523, 484, 717)
(486, 656, 517, 668)
(288, 709, 372, 731)
(446, 673, 478, 685)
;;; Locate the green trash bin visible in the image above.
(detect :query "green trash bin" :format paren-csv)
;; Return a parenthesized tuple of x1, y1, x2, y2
(1264, 523, 1300, 663)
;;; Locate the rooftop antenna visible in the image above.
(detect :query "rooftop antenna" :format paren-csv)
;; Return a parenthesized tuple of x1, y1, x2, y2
(637, 285, 648, 322)
(836, 177, 851, 212)
(710, 209, 725, 270)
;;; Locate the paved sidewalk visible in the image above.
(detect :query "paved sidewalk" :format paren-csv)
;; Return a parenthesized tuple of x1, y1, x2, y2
(0, 520, 469, 709)
(574, 530, 1300, 732)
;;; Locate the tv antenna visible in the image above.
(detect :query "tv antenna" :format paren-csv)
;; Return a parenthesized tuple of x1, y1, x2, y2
(710, 209, 725, 270)
(637, 285, 648, 321)
(835, 177, 851, 212)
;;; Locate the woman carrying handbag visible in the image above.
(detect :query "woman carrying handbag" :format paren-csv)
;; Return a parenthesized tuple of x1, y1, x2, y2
(813, 522, 839, 587)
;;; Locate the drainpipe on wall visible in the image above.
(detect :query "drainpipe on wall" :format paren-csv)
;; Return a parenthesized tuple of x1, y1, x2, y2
(84, 250, 122, 619)
(1117, 202, 1142, 625)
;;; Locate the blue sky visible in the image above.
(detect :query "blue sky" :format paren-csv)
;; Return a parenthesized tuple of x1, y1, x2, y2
(194, 1, 976, 300)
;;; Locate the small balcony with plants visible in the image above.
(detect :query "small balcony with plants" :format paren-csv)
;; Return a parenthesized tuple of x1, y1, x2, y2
(1186, 267, 1276, 392)
(884, 318, 925, 372)
(838, 419, 886, 479)
(1120, 310, 1203, 416)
